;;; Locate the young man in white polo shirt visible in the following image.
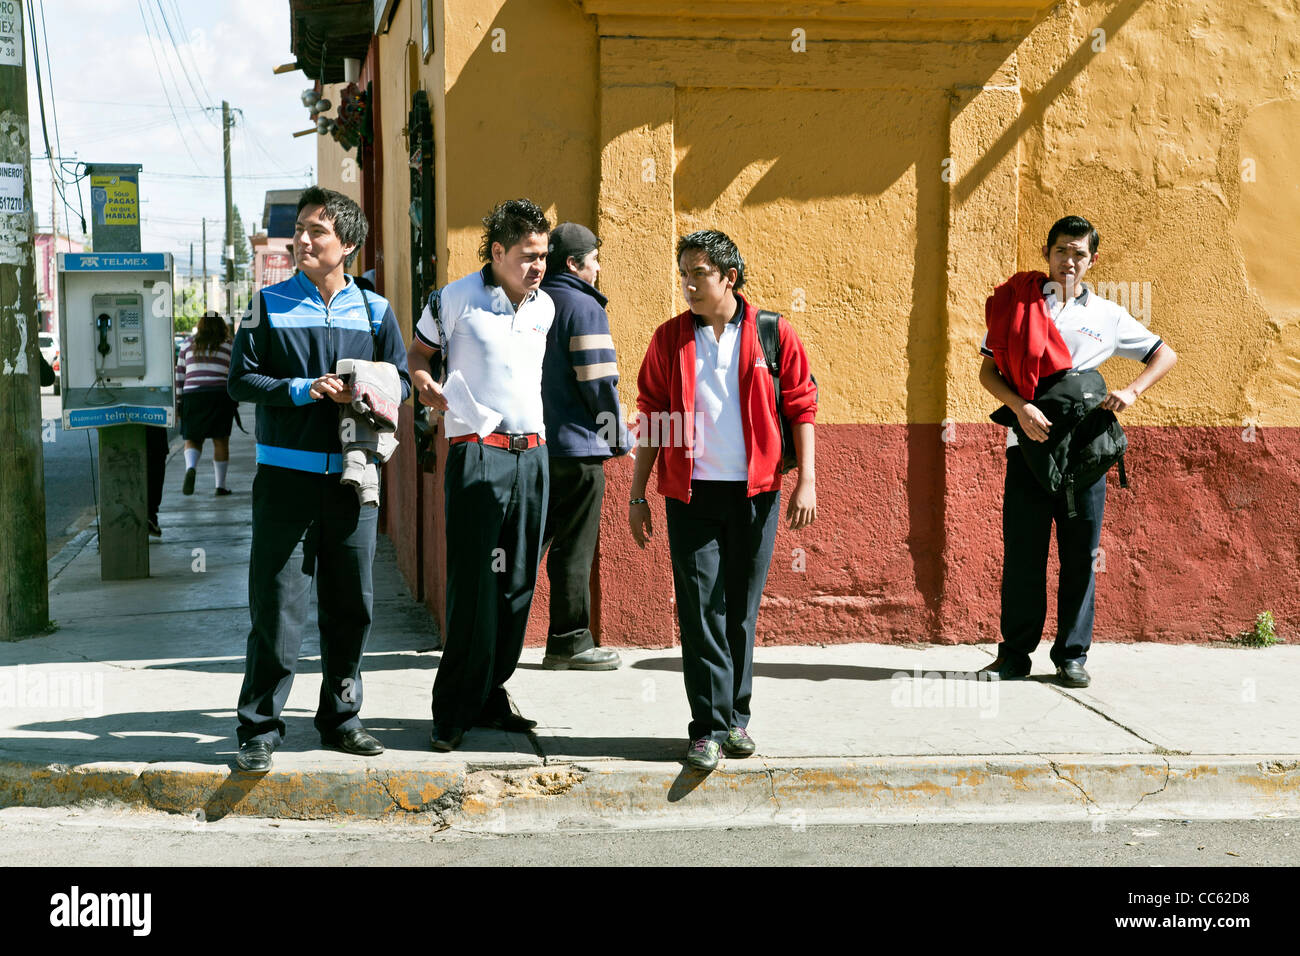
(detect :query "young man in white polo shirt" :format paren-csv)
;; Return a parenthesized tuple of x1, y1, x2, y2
(978, 215, 1177, 687)
(406, 199, 554, 751)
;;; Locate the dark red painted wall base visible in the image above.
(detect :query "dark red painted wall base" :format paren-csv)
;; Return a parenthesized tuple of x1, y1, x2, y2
(392, 424, 1300, 649)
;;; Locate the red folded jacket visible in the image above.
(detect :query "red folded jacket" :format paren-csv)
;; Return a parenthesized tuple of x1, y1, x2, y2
(984, 270, 1072, 401)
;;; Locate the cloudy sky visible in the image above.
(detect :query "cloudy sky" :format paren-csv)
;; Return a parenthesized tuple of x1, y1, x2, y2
(24, 0, 319, 272)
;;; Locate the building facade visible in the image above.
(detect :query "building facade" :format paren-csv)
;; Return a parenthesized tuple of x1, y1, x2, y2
(288, 0, 1300, 647)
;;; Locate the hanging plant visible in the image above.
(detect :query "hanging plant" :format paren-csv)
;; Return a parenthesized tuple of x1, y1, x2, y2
(331, 81, 373, 157)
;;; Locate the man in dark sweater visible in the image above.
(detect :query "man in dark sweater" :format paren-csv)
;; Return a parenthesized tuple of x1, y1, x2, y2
(539, 223, 630, 670)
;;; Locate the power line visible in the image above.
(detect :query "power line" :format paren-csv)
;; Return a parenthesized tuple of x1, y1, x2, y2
(60, 98, 210, 111)
(24, 0, 81, 233)
(152, 0, 216, 126)
(234, 109, 306, 179)
(166, 0, 213, 107)
(135, 0, 206, 174)
(148, 168, 313, 181)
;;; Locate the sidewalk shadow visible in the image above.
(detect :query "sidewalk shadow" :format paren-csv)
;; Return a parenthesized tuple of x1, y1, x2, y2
(533, 735, 681, 761)
(6, 710, 471, 764)
(631, 658, 910, 682)
(667, 765, 710, 802)
(139, 650, 442, 674)
(202, 774, 267, 822)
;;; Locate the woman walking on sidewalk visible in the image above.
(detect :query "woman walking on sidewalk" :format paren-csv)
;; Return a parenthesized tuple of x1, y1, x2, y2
(176, 311, 238, 496)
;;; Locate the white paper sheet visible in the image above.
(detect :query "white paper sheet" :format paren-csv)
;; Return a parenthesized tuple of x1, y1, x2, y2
(441, 369, 503, 438)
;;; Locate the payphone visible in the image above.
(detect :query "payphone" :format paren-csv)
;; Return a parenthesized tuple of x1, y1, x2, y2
(58, 252, 174, 429)
(91, 293, 148, 380)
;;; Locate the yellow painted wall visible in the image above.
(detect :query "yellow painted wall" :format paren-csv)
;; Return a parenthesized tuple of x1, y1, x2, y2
(1008, 0, 1300, 429)
(439, 0, 598, 279)
(591, 0, 1300, 429)
(335, 0, 1300, 427)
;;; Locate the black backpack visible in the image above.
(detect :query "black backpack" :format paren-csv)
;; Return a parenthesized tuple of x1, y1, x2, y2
(990, 368, 1128, 517)
(756, 309, 817, 474)
(410, 288, 448, 472)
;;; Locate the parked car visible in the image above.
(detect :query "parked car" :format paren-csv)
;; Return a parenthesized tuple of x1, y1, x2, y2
(39, 331, 60, 395)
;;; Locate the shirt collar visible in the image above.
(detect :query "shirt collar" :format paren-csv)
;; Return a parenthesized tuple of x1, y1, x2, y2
(542, 270, 609, 308)
(480, 262, 537, 310)
(1043, 280, 1090, 306)
(294, 271, 356, 305)
(693, 293, 744, 327)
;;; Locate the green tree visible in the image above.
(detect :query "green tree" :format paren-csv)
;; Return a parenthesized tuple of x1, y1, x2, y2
(223, 205, 253, 283)
(173, 284, 205, 333)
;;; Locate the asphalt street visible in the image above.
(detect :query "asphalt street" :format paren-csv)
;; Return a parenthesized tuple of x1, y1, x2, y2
(0, 807, 1295, 867)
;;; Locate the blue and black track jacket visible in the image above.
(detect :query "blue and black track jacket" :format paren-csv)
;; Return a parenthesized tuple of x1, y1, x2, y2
(540, 271, 630, 458)
(228, 272, 412, 474)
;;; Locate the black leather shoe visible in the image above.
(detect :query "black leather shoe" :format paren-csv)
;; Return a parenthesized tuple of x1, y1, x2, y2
(1056, 660, 1091, 688)
(542, 647, 621, 671)
(475, 711, 538, 733)
(979, 657, 1031, 680)
(235, 740, 273, 772)
(321, 727, 384, 756)
(430, 727, 465, 752)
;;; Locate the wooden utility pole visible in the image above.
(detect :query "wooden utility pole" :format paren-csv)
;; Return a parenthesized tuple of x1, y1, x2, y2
(201, 216, 207, 310)
(222, 100, 234, 318)
(0, 4, 50, 638)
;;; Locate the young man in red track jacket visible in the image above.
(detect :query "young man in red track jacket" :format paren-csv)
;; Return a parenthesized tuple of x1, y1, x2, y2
(629, 229, 817, 772)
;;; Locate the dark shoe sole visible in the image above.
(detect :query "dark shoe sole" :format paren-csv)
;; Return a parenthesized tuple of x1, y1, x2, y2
(721, 743, 756, 757)
(321, 738, 384, 756)
(541, 654, 620, 671)
(215, 487, 232, 496)
(430, 730, 465, 752)
(980, 660, 1032, 681)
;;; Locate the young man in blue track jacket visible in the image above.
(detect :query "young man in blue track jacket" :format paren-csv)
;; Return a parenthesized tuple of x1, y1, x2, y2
(228, 187, 411, 772)
(539, 222, 631, 671)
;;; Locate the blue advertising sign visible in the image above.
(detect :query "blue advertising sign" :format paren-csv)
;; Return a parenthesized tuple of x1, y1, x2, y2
(65, 406, 171, 429)
(62, 253, 168, 271)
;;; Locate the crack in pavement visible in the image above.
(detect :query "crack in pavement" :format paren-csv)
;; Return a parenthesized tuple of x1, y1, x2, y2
(1046, 684, 1162, 750)
(375, 774, 456, 825)
(1048, 759, 1101, 810)
(1128, 756, 1172, 811)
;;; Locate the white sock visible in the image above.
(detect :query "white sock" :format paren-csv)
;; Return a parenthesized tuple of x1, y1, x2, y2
(214, 460, 228, 489)
(184, 448, 200, 470)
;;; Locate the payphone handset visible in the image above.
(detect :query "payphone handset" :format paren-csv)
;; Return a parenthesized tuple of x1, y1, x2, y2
(90, 293, 147, 380)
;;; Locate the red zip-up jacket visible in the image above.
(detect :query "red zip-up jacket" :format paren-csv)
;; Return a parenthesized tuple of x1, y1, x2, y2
(636, 294, 817, 503)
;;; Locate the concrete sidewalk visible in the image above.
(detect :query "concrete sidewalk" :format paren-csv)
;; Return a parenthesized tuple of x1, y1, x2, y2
(4, 418, 1299, 831)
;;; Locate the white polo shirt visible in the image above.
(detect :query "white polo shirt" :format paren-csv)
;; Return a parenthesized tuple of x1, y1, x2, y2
(691, 299, 749, 481)
(980, 283, 1163, 447)
(415, 265, 554, 439)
